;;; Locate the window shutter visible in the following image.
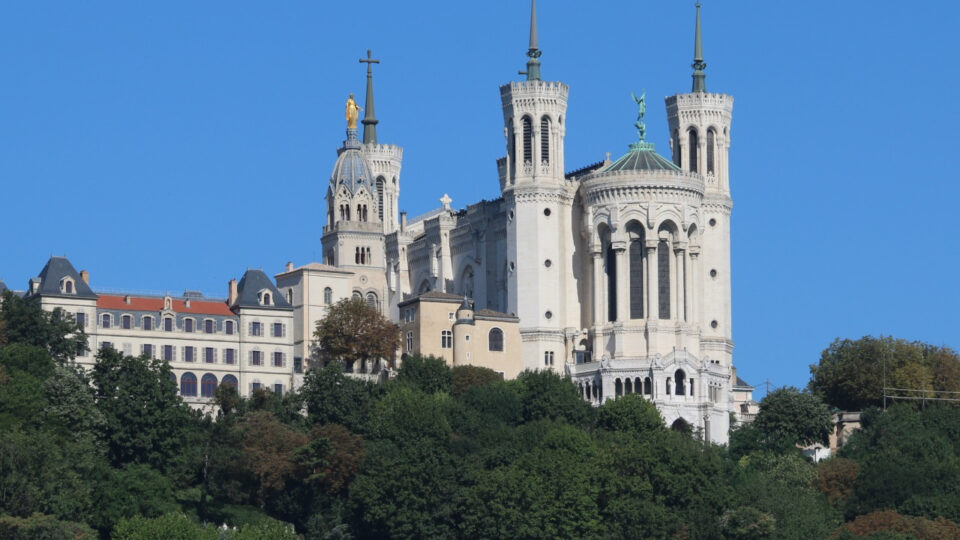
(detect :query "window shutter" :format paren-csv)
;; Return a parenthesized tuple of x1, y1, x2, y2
(283, 324, 287, 337)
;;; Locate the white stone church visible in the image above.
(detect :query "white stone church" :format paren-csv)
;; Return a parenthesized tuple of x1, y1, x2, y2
(305, 2, 747, 442)
(4, 2, 754, 442)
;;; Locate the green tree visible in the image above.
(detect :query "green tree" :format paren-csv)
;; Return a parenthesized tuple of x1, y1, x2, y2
(236, 411, 309, 507)
(451, 364, 503, 397)
(596, 393, 665, 435)
(809, 336, 960, 411)
(0, 513, 96, 540)
(111, 513, 219, 540)
(0, 344, 56, 431)
(91, 348, 201, 476)
(721, 506, 776, 540)
(88, 464, 179, 532)
(0, 291, 87, 361)
(754, 387, 833, 447)
(300, 363, 382, 433)
(513, 369, 593, 426)
(313, 298, 399, 371)
(396, 354, 452, 394)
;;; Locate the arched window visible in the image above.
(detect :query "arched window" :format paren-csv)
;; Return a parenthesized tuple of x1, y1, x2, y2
(224, 320, 234, 335)
(221, 374, 238, 389)
(644, 377, 652, 395)
(65, 281, 73, 294)
(366, 292, 378, 310)
(625, 378, 633, 394)
(346, 206, 351, 221)
(164, 317, 174, 332)
(706, 129, 716, 174)
(339, 205, 345, 221)
(184, 318, 194, 333)
(540, 116, 550, 164)
(366, 247, 372, 265)
(376, 178, 385, 222)
(287, 289, 293, 304)
(673, 129, 681, 166)
(615, 379, 623, 397)
(688, 128, 699, 173)
(606, 241, 617, 322)
(180, 372, 197, 397)
(352, 291, 362, 301)
(658, 240, 671, 319)
(363, 205, 368, 222)
(355, 247, 360, 264)
(675, 369, 687, 396)
(488, 328, 504, 351)
(324, 287, 333, 304)
(522, 116, 533, 164)
(101, 314, 111, 329)
(628, 224, 645, 319)
(357, 204, 362, 222)
(122, 315, 132, 330)
(201, 374, 218, 397)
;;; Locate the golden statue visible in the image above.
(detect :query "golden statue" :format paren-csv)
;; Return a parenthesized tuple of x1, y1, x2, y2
(345, 93, 362, 129)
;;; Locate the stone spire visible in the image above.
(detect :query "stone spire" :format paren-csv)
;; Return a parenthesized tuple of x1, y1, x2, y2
(520, 0, 542, 81)
(359, 50, 380, 144)
(691, 2, 707, 93)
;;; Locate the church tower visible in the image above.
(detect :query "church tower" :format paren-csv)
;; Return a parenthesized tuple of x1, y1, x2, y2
(666, 3, 735, 368)
(499, 0, 574, 372)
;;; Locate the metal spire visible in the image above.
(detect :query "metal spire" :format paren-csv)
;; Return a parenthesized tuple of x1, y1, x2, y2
(520, 0, 542, 81)
(359, 50, 380, 144)
(691, 2, 707, 93)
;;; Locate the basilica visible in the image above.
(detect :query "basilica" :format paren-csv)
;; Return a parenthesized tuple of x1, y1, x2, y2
(5, 2, 754, 443)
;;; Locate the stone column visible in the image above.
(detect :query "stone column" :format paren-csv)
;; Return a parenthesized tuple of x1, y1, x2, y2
(675, 245, 686, 323)
(591, 250, 603, 325)
(689, 249, 699, 325)
(646, 241, 659, 320)
(614, 242, 628, 322)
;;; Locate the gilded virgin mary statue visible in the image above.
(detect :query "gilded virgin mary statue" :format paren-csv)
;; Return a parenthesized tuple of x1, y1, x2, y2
(345, 93, 362, 129)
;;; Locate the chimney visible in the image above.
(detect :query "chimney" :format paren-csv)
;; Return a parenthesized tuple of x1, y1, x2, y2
(124, 295, 131, 305)
(228, 279, 239, 306)
(80, 270, 89, 285)
(400, 211, 407, 232)
(285, 261, 294, 273)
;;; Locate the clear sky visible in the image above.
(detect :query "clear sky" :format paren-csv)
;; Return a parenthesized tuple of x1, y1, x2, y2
(1, 1, 957, 395)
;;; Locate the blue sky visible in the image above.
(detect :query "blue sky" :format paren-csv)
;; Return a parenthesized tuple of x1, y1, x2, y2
(1, 1, 957, 394)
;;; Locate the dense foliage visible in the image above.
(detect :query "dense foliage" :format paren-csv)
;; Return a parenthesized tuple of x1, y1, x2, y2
(2, 291, 959, 539)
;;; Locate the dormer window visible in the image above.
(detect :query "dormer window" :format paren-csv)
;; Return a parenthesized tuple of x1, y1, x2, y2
(60, 277, 75, 294)
(259, 290, 272, 306)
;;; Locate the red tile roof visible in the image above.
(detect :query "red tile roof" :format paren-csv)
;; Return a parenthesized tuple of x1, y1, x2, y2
(97, 295, 234, 316)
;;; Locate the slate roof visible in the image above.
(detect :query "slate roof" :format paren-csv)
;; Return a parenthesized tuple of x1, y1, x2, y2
(331, 130, 373, 195)
(733, 376, 754, 390)
(474, 308, 519, 321)
(602, 142, 681, 173)
(234, 269, 292, 310)
(32, 256, 98, 299)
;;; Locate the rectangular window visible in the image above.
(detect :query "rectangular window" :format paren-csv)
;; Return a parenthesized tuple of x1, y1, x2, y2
(143, 316, 153, 331)
(294, 357, 303, 374)
(252, 382, 262, 392)
(76, 312, 86, 328)
(205, 347, 215, 363)
(273, 352, 284, 367)
(184, 346, 194, 363)
(448, 312, 455, 321)
(163, 345, 173, 361)
(274, 384, 283, 396)
(441, 330, 452, 349)
(225, 348, 235, 365)
(225, 320, 234, 335)
(251, 322, 262, 337)
(101, 341, 112, 350)
(273, 322, 283, 337)
(143, 344, 153, 358)
(122, 316, 132, 330)
(406, 331, 414, 352)
(184, 319, 194, 333)
(252, 350, 263, 366)
(544, 351, 555, 366)
(205, 320, 214, 334)
(101, 314, 111, 329)
(122, 343, 132, 355)
(164, 317, 173, 332)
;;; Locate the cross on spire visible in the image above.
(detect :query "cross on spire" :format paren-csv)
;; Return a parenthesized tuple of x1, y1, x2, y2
(360, 49, 380, 144)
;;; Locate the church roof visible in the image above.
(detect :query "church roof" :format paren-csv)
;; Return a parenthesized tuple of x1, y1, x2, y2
(331, 128, 373, 195)
(475, 308, 519, 321)
(234, 269, 292, 310)
(602, 142, 680, 173)
(31, 256, 98, 300)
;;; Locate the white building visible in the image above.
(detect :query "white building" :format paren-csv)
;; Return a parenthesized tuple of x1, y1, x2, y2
(4, 3, 753, 441)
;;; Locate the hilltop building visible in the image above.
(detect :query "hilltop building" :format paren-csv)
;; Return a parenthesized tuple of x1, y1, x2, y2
(3, 2, 753, 442)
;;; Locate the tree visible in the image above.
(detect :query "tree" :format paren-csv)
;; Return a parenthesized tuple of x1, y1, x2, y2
(0, 291, 87, 361)
(396, 354, 452, 394)
(809, 336, 960, 411)
(835, 509, 960, 540)
(451, 364, 503, 397)
(596, 394, 665, 435)
(0, 513, 96, 540)
(300, 363, 382, 433)
(91, 348, 201, 475)
(817, 457, 860, 506)
(313, 298, 399, 371)
(295, 424, 365, 497)
(236, 411, 309, 507)
(111, 513, 219, 540)
(754, 387, 833, 447)
(513, 369, 593, 426)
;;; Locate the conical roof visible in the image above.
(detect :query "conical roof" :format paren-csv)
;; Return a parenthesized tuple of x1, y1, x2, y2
(331, 128, 372, 194)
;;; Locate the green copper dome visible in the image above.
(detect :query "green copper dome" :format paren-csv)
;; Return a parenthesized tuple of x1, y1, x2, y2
(602, 142, 680, 172)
